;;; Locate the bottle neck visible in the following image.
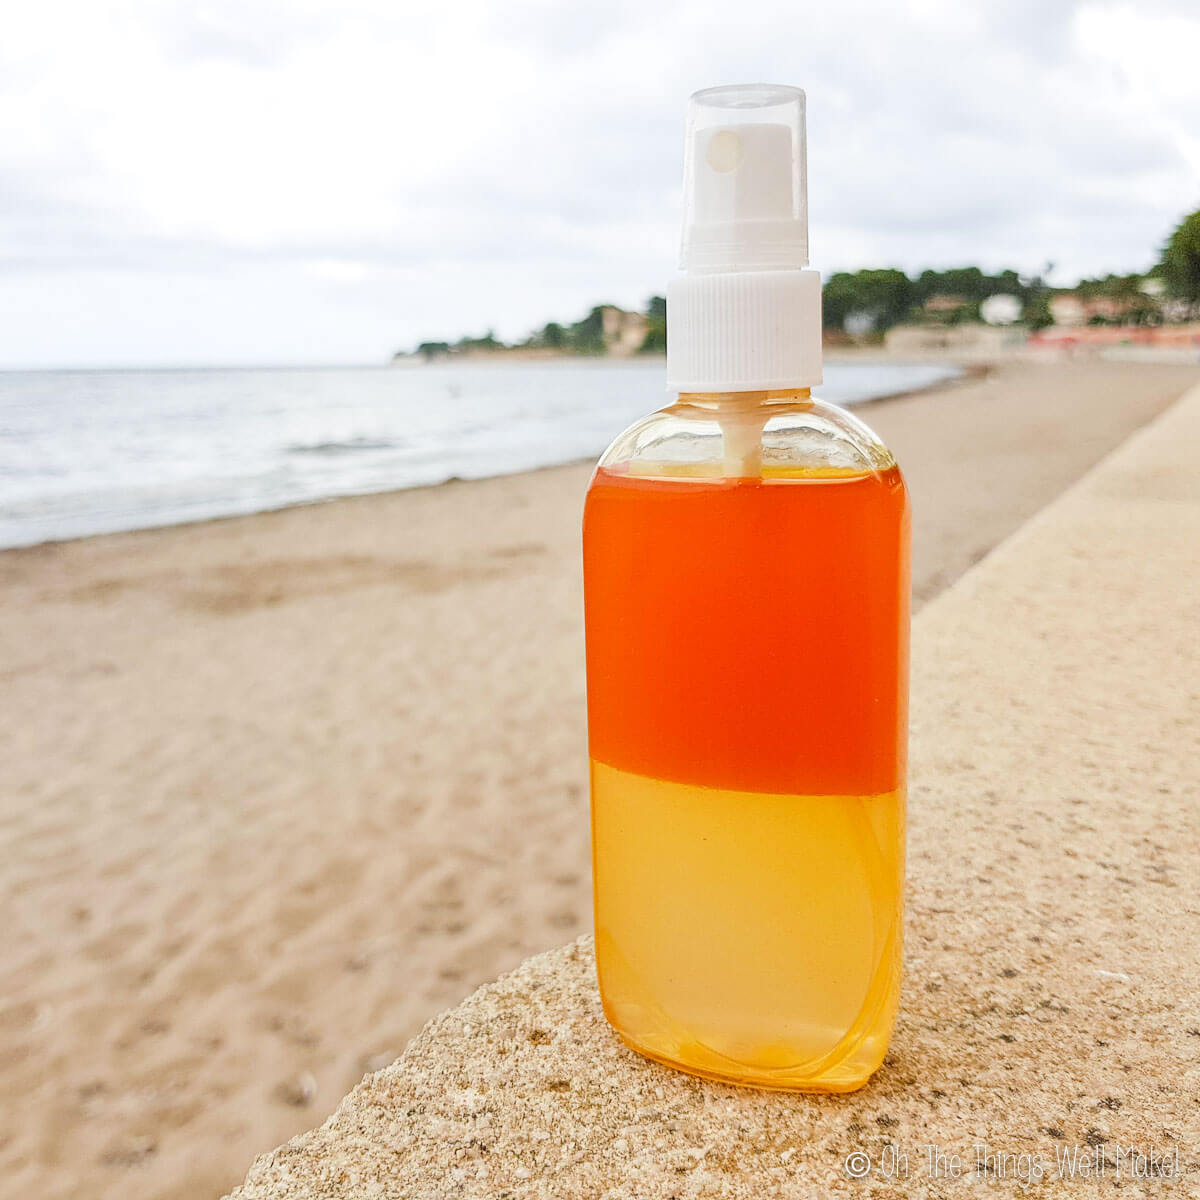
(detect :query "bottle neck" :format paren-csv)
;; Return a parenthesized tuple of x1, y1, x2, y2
(674, 389, 813, 478)
(677, 387, 812, 412)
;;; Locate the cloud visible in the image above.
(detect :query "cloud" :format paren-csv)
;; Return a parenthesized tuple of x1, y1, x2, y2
(0, 0, 1197, 365)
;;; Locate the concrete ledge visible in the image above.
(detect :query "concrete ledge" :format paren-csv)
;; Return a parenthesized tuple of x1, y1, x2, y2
(230, 386, 1200, 1198)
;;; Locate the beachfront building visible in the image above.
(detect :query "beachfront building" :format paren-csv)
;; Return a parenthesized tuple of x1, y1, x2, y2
(599, 305, 650, 357)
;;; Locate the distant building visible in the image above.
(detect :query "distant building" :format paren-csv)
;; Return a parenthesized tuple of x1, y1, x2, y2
(599, 306, 649, 357)
(980, 294, 1022, 325)
(1049, 294, 1128, 326)
(1048, 295, 1087, 327)
(923, 294, 971, 314)
(1050, 279, 1162, 327)
(843, 310, 877, 336)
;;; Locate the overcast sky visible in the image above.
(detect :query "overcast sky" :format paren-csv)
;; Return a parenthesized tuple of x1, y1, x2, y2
(2, 0, 1198, 368)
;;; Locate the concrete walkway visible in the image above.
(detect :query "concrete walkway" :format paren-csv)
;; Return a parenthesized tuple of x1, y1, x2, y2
(230, 386, 1200, 1198)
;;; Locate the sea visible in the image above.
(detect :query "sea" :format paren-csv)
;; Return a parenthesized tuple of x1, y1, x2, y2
(0, 360, 960, 550)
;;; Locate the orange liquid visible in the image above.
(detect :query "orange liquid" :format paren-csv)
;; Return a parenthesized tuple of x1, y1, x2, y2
(583, 463, 909, 1090)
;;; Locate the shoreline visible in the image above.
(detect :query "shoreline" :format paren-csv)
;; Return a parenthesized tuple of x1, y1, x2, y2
(1, 360, 970, 557)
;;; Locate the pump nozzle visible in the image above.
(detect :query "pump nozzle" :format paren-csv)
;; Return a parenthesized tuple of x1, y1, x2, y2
(681, 84, 808, 274)
(667, 83, 822, 397)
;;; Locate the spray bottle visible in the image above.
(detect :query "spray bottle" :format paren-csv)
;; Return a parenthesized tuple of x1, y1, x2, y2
(583, 84, 910, 1092)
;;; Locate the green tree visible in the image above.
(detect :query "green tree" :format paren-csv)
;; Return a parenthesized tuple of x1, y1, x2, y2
(541, 322, 565, 348)
(1072, 273, 1161, 325)
(1022, 293, 1054, 331)
(914, 267, 1031, 305)
(822, 269, 913, 331)
(639, 322, 665, 353)
(1161, 209, 1200, 304)
(570, 305, 609, 354)
(993, 269, 1026, 299)
(453, 329, 503, 352)
(640, 295, 666, 353)
(915, 267, 982, 302)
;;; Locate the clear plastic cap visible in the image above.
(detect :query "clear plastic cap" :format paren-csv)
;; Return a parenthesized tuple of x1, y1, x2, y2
(679, 84, 808, 274)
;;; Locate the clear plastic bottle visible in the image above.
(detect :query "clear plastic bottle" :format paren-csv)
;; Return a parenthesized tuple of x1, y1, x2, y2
(582, 86, 910, 1092)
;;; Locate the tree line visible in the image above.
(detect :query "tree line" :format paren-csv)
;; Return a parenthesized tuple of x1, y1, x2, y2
(409, 206, 1200, 357)
(825, 206, 1200, 333)
(414, 298, 666, 360)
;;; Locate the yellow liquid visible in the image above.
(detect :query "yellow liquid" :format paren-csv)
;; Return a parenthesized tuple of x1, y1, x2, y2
(591, 759, 904, 1091)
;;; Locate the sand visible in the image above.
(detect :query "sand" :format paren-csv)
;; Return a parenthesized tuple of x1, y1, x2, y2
(0, 360, 1196, 1200)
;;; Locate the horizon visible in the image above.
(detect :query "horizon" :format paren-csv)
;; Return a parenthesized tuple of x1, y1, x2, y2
(0, 257, 1185, 374)
(3, 0, 1199, 370)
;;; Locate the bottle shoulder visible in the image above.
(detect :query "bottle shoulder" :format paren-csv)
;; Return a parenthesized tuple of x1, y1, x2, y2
(595, 395, 898, 479)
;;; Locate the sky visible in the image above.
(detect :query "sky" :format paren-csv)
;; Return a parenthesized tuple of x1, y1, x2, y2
(2, 0, 1199, 368)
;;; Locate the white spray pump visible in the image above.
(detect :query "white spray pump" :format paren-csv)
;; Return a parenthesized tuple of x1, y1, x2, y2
(665, 85, 822, 477)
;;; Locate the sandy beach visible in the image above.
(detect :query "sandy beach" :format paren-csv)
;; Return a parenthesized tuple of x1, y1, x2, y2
(1, 359, 1197, 1200)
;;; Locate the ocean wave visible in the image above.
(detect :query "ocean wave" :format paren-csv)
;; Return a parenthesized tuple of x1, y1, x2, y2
(286, 436, 399, 455)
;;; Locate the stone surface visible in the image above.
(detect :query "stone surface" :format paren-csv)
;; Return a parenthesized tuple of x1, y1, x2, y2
(230, 386, 1200, 1198)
